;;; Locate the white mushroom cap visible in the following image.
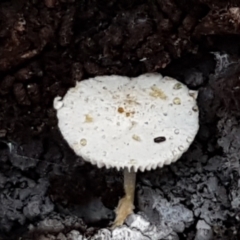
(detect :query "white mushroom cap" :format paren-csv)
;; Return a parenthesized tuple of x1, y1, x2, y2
(54, 73, 199, 172)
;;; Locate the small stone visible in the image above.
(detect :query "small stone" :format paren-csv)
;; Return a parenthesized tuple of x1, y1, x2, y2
(173, 97, 181, 105)
(80, 139, 87, 146)
(53, 97, 63, 110)
(174, 129, 179, 134)
(132, 134, 141, 141)
(149, 86, 167, 99)
(189, 90, 198, 100)
(85, 114, 93, 123)
(178, 145, 184, 151)
(173, 83, 182, 89)
(172, 150, 178, 156)
(192, 106, 198, 112)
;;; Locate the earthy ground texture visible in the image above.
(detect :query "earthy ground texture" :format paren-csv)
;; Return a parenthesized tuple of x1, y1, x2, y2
(1, 0, 240, 239)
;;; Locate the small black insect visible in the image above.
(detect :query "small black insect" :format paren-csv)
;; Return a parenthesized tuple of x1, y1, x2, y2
(154, 136, 166, 143)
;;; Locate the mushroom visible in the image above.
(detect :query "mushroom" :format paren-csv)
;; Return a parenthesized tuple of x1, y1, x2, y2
(53, 73, 199, 227)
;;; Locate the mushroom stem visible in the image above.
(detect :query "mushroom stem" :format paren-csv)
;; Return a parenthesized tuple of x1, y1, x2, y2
(112, 168, 136, 227)
(124, 168, 136, 201)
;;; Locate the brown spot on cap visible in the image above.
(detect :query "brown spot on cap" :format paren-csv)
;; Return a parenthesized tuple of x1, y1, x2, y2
(118, 107, 124, 113)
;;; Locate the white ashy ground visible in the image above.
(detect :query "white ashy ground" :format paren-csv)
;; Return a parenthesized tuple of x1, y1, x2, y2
(33, 186, 213, 240)
(37, 213, 212, 240)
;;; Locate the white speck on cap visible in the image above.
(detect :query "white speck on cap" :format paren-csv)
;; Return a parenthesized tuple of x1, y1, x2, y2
(54, 73, 199, 172)
(54, 96, 63, 110)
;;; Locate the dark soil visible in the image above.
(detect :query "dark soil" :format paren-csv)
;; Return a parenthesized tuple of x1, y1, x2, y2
(1, 0, 240, 239)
